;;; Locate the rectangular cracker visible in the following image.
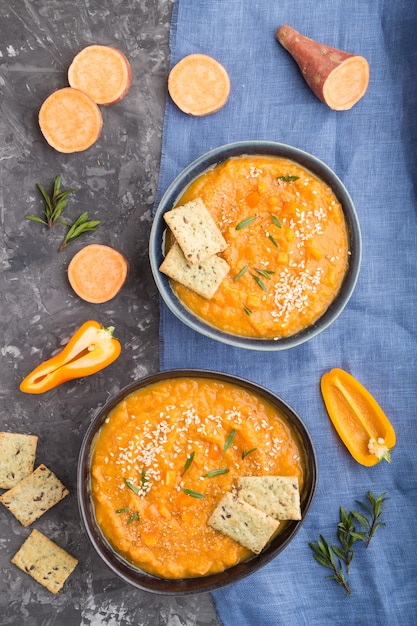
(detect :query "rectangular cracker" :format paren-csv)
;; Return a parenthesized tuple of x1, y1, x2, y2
(0, 464, 69, 527)
(237, 476, 302, 520)
(208, 492, 280, 554)
(163, 198, 227, 264)
(159, 241, 230, 299)
(11, 529, 78, 594)
(0, 432, 38, 489)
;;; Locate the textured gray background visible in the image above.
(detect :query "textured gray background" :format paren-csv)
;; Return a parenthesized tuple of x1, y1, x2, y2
(0, 1, 219, 624)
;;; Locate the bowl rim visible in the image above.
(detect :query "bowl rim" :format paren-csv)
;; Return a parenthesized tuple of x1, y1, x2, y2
(77, 368, 318, 595)
(150, 140, 362, 350)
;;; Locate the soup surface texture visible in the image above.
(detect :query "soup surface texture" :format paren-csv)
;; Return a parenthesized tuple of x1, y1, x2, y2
(170, 155, 349, 338)
(90, 377, 306, 578)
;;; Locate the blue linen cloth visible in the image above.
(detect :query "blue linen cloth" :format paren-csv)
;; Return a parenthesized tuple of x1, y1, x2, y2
(154, 1, 417, 624)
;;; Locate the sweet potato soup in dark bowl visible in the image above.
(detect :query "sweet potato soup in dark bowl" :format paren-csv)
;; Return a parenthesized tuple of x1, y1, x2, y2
(150, 141, 361, 350)
(78, 369, 318, 594)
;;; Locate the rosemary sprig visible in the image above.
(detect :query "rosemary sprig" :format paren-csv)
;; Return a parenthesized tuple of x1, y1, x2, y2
(243, 305, 252, 316)
(277, 175, 299, 182)
(233, 264, 250, 282)
(115, 507, 130, 514)
(59, 211, 100, 251)
(26, 175, 75, 228)
(236, 216, 256, 230)
(222, 429, 236, 456)
(183, 451, 195, 475)
(333, 507, 361, 573)
(309, 535, 352, 598)
(242, 447, 257, 459)
(182, 488, 205, 499)
(351, 491, 388, 548)
(203, 468, 230, 478)
(127, 511, 140, 524)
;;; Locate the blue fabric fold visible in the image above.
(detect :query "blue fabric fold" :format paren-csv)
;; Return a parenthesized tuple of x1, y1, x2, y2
(154, 1, 417, 624)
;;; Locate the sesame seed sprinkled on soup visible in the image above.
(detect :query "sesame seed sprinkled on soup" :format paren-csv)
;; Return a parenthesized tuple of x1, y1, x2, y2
(170, 155, 349, 339)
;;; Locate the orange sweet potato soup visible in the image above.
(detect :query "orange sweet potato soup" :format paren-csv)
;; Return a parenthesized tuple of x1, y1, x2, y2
(90, 377, 306, 578)
(172, 154, 349, 338)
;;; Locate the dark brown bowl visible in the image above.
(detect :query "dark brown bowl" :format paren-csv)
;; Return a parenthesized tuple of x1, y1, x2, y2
(77, 369, 318, 594)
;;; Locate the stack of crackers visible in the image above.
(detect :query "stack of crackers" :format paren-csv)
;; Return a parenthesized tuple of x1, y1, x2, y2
(208, 475, 302, 554)
(0, 431, 78, 593)
(160, 197, 230, 299)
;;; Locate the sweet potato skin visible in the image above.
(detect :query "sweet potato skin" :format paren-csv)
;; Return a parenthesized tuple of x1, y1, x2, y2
(276, 25, 369, 110)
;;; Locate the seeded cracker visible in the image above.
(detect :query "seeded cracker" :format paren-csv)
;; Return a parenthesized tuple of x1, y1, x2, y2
(163, 198, 227, 264)
(159, 242, 230, 299)
(237, 476, 302, 520)
(11, 529, 78, 594)
(0, 432, 38, 489)
(0, 464, 69, 527)
(208, 492, 280, 554)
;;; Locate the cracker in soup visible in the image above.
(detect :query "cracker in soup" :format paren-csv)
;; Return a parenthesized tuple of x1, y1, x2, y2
(208, 492, 280, 554)
(163, 197, 227, 264)
(237, 475, 301, 520)
(159, 241, 230, 299)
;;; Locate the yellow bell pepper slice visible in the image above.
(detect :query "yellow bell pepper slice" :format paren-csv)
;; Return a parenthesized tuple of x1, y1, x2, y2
(320, 368, 396, 466)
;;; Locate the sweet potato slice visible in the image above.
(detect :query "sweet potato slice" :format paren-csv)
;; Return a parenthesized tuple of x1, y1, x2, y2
(39, 87, 102, 153)
(68, 45, 132, 105)
(168, 53, 230, 116)
(67, 244, 128, 304)
(276, 25, 370, 110)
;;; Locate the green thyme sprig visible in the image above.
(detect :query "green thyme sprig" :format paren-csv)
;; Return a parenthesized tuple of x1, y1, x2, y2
(26, 175, 75, 228)
(59, 211, 100, 251)
(309, 491, 388, 597)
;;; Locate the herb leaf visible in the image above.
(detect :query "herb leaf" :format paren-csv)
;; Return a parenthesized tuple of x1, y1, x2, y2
(271, 214, 282, 228)
(233, 264, 250, 282)
(203, 468, 230, 478)
(255, 267, 274, 280)
(277, 175, 299, 182)
(309, 535, 352, 597)
(183, 451, 195, 475)
(351, 491, 388, 547)
(243, 305, 252, 316)
(182, 488, 205, 499)
(222, 429, 236, 455)
(251, 274, 267, 291)
(59, 211, 100, 251)
(236, 216, 256, 230)
(267, 233, 279, 248)
(123, 478, 139, 495)
(116, 507, 131, 514)
(127, 512, 140, 524)
(242, 447, 257, 459)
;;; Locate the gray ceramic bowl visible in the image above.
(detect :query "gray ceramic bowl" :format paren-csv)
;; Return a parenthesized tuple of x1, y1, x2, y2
(78, 369, 318, 594)
(150, 141, 361, 350)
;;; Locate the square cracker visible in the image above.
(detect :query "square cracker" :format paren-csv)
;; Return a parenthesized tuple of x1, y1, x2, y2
(0, 432, 38, 489)
(163, 198, 227, 264)
(208, 492, 280, 554)
(0, 464, 69, 527)
(12, 529, 78, 594)
(237, 476, 302, 520)
(159, 241, 230, 299)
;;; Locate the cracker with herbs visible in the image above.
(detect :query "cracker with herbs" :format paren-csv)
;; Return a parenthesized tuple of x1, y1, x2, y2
(237, 475, 302, 520)
(0, 464, 69, 527)
(0, 432, 38, 489)
(208, 492, 280, 554)
(11, 529, 78, 594)
(159, 241, 230, 299)
(163, 198, 227, 264)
